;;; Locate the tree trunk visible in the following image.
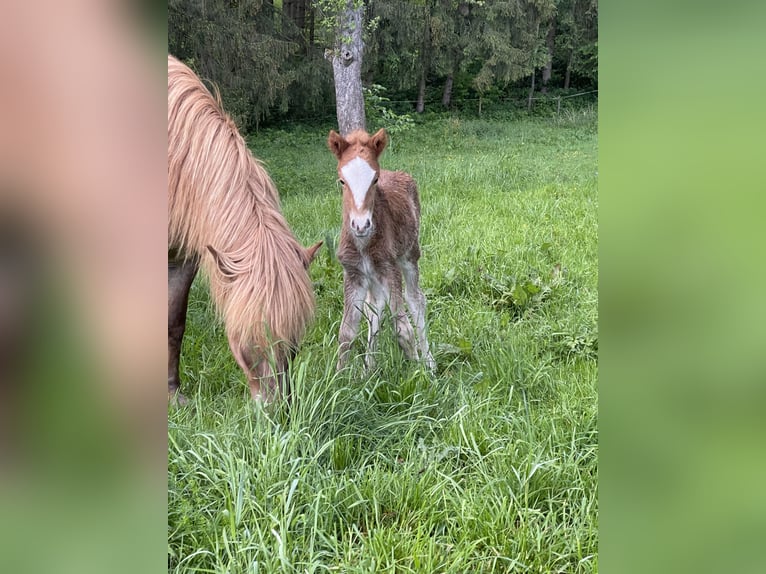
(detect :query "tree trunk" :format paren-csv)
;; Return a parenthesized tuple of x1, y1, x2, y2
(416, 73, 426, 113)
(284, 0, 306, 29)
(442, 73, 453, 108)
(284, 0, 308, 48)
(541, 20, 556, 93)
(528, 19, 540, 110)
(308, 5, 315, 52)
(416, 3, 431, 114)
(258, 0, 275, 34)
(283, 0, 295, 27)
(331, 0, 366, 134)
(296, 0, 307, 30)
(564, 50, 573, 89)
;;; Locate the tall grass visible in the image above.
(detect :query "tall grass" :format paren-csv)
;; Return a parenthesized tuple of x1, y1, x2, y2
(169, 114, 598, 573)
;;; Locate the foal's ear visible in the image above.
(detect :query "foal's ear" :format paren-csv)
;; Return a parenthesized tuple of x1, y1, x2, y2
(206, 245, 236, 279)
(327, 130, 349, 159)
(303, 241, 324, 267)
(370, 128, 388, 157)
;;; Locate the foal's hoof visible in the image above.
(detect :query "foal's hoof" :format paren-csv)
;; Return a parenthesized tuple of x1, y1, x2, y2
(249, 385, 278, 406)
(168, 389, 189, 407)
(250, 393, 271, 406)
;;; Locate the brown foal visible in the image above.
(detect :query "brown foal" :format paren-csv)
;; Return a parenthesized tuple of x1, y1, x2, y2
(328, 128, 435, 372)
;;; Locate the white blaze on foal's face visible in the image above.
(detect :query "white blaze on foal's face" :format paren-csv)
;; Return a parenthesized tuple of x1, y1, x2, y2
(341, 156, 377, 236)
(341, 157, 376, 209)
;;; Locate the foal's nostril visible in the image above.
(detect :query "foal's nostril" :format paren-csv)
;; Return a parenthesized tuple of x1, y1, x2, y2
(351, 216, 372, 234)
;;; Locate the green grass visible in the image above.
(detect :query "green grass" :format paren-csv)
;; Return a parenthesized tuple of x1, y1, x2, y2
(168, 111, 598, 573)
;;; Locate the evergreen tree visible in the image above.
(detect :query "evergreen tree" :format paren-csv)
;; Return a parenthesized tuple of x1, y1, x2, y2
(167, 0, 597, 130)
(556, 0, 598, 89)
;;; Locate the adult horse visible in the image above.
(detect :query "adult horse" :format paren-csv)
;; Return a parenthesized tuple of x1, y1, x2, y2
(168, 55, 321, 404)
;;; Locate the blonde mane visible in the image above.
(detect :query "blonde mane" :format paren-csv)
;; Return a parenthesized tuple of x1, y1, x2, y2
(168, 55, 314, 357)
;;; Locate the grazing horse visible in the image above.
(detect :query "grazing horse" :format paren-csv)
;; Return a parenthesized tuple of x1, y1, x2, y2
(168, 55, 321, 403)
(327, 128, 435, 371)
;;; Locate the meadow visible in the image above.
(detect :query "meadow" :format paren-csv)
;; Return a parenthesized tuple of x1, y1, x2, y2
(168, 108, 598, 573)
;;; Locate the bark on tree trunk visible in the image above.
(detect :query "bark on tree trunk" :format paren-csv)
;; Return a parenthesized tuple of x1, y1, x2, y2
(442, 73, 453, 108)
(527, 70, 536, 111)
(331, 0, 366, 135)
(541, 20, 556, 93)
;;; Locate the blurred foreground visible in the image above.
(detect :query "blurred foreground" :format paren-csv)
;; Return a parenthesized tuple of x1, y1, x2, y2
(0, 1, 165, 572)
(601, 2, 766, 573)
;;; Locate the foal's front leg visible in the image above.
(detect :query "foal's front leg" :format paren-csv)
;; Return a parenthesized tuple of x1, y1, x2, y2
(337, 271, 367, 370)
(400, 258, 436, 371)
(363, 277, 390, 371)
(387, 268, 418, 362)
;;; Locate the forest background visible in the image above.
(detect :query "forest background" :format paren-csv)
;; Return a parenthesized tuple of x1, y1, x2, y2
(168, 0, 597, 131)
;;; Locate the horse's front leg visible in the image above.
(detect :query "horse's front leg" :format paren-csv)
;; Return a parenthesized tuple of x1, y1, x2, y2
(337, 271, 367, 370)
(168, 256, 198, 404)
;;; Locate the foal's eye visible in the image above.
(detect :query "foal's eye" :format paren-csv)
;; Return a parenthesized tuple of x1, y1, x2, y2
(338, 179, 345, 186)
(372, 176, 379, 185)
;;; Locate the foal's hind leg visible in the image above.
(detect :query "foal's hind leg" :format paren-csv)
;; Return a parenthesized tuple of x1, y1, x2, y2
(400, 257, 436, 371)
(168, 257, 199, 404)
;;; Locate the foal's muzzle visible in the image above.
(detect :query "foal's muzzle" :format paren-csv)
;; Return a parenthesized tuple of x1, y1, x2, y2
(350, 213, 372, 237)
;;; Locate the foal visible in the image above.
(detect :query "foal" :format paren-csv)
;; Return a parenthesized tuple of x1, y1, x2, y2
(327, 128, 435, 371)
